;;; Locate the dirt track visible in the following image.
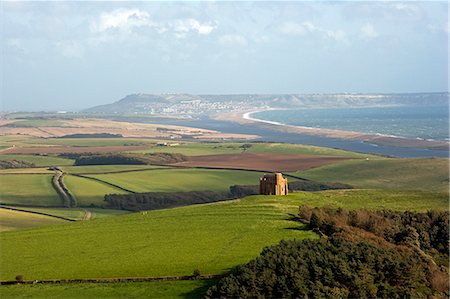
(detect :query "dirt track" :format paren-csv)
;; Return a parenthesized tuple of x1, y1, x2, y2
(174, 153, 351, 172)
(1, 145, 148, 155)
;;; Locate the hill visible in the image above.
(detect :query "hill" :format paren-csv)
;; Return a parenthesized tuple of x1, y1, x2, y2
(0, 190, 447, 281)
(82, 92, 449, 114)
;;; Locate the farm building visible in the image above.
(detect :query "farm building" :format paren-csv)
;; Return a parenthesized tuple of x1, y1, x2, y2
(259, 173, 288, 196)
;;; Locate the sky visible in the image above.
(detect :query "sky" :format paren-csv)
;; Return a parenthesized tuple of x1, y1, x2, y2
(1, 1, 449, 111)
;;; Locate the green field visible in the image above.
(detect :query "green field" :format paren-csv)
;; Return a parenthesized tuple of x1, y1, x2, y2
(64, 175, 129, 207)
(0, 167, 52, 174)
(0, 209, 67, 232)
(6, 207, 129, 221)
(88, 168, 264, 193)
(132, 142, 244, 156)
(0, 174, 61, 206)
(0, 195, 317, 281)
(246, 142, 373, 158)
(61, 165, 169, 174)
(5, 119, 65, 127)
(131, 141, 373, 158)
(19, 138, 156, 147)
(0, 154, 74, 167)
(296, 158, 449, 192)
(0, 280, 215, 299)
(1, 189, 446, 281)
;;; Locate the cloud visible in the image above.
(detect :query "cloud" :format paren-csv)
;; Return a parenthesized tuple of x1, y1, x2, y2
(56, 40, 84, 59)
(90, 8, 217, 40)
(279, 21, 315, 36)
(218, 34, 247, 46)
(360, 23, 379, 39)
(90, 8, 153, 33)
(279, 21, 347, 42)
(173, 18, 216, 36)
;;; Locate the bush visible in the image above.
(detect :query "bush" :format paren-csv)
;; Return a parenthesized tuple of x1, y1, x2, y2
(72, 152, 188, 166)
(15, 275, 24, 283)
(206, 238, 443, 298)
(105, 190, 231, 211)
(193, 269, 201, 278)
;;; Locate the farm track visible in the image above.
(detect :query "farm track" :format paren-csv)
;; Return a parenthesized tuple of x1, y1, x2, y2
(52, 168, 76, 207)
(0, 274, 225, 285)
(0, 206, 76, 222)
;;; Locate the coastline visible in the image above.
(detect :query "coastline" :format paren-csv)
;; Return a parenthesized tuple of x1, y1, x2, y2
(214, 109, 449, 151)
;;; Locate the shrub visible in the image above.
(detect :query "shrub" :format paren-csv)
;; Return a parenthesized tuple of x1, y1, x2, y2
(15, 275, 24, 283)
(206, 238, 443, 298)
(193, 269, 201, 278)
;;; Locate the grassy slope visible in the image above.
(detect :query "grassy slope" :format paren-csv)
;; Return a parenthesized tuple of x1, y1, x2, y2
(18, 138, 156, 147)
(5, 119, 65, 127)
(64, 175, 128, 207)
(0, 154, 74, 167)
(246, 142, 373, 158)
(296, 158, 449, 192)
(0, 196, 316, 281)
(0, 168, 52, 174)
(0, 280, 215, 299)
(60, 165, 168, 174)
(0, 135, 156, 149)
(131, 142, 373, 158)
(0, 209, 67, 232)
(88, 168, 264, 193)
(6, 207, 129, 221)
(0, 174, 61, 206)
(1, 189, 446, 281)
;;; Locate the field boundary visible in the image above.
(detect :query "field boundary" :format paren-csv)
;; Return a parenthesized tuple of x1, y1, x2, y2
(69, 173, 136, 193)
(0, 274, 225, 285)
(0, 206, 76, 222)
(69, 167, 171, 175)
(69, 163, 311, 181)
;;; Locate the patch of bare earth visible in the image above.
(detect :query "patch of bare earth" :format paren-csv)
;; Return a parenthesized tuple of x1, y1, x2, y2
(0, 118, 259, 141)
(173, 153, 352, 172)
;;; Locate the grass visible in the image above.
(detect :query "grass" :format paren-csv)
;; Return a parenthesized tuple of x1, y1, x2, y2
(295, 158, 449, 192)
(0, 280, 216, 299)
(5, 119, 65, 128)
(0, 209, 67, 232)
(131, 142, 244, 156)
(6, 207, 129, 221)
(131, 141, 373, 158)
(18, 138, 156, 147)
(246, 142, 374, 158)
(0, 189, 445, 281)
(0, 174, 61, 206)
(279, 189, 449, 211)
(60, 165, 168, 174)
(64, 175, 129, 207)
(88, 168, 264, 193)
(0, 196, 316, 281)
(0, 168, 53, 174)
(0, 154, 74, 167)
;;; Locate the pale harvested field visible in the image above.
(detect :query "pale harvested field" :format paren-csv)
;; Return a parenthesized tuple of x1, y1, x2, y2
(175, 153, 352, 172)
(0, 118, 258, 140)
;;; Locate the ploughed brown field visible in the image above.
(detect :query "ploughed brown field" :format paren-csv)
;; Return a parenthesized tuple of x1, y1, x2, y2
(174, 153, 352, 172)
(1, 145, 148, 155)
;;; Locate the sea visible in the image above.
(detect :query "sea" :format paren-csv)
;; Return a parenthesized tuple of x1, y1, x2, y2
(250, 105, 449, 142)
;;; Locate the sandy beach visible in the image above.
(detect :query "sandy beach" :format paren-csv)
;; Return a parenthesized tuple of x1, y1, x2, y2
(213, 110, 449, 151)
